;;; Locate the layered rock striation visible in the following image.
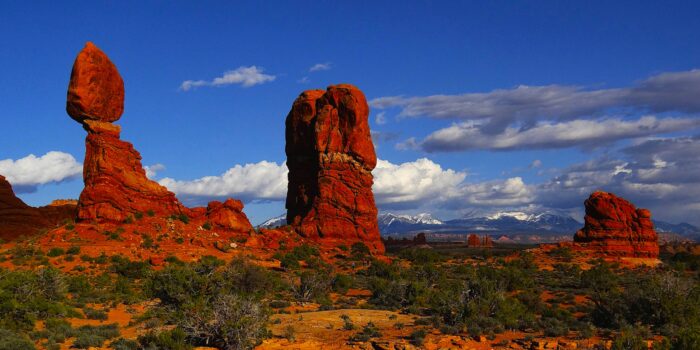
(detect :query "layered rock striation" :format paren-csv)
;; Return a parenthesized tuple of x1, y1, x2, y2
(574, 191, 658, 258)
(285, 85, 383, 252)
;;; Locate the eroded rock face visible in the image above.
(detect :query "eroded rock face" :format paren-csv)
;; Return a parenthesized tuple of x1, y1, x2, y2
(67, 42, 124, 124)
(77, 120, 184, 222)
(206, 199, 253, 232)
(285, 85, 383, 252)
(574, 191, 659, 258)
(0, 175, 75, 240)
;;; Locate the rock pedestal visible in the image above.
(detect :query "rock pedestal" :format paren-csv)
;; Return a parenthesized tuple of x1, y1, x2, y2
(67, 42, 184, 222)
(285, 85, 383, 253)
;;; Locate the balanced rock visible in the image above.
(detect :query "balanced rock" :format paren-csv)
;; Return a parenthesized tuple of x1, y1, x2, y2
(67, 42, 184, 222)
(67, 42, 124, 123)
(574, 191, 659, 258)
(285, 84, 383, 253)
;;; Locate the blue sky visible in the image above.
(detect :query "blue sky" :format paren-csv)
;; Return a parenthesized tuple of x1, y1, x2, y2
(2, 1, 700, 225)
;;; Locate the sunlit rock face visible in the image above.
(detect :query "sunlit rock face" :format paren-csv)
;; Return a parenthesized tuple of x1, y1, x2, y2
(285, 84, 384, 253)
(574, 191, 659, 258)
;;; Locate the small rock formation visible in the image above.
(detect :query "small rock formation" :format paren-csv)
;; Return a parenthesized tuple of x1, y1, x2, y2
(574, 191, 659, 258)
(285, 85, 384, 253)
(0, 175, 76, 240)
(205, 199, 252, 232)
(467, 234, 493, 248)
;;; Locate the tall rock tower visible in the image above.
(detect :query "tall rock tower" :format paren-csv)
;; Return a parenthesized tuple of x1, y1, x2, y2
(285, 84, 384, 253)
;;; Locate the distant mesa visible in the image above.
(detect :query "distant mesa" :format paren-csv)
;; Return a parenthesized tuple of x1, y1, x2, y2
(285, 84, 384, 253)
(65, 42, 252, 232)
(573, 191, 659, 258)
(383, 232, 428, 248)
(467, 233, 493, 248)
(0, 175, 75, 240)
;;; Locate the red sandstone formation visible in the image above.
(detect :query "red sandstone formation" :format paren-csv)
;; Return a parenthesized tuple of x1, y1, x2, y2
(66, 42, 252, 232)
(574, 191, 659, 258)
(0, 175, 76, 240)
(467, 234, 493, 248)
(285, 85, 383, 253)
(205, 199, 253, 232)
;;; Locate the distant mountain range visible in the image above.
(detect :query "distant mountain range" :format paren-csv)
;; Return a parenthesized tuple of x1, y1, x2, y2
(257, 211, 700, 243)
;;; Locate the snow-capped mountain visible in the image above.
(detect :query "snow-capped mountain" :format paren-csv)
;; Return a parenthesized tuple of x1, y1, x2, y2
(257, 214, 286, 228)
(257, 211, 699, 242)
(377, 212, 443, 234)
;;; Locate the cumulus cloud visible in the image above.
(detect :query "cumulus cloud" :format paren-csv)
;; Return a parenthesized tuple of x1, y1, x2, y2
(417, 116, 700, 152)
(180, 66, 276, 91)
(309, 62, 332, 72)
(373, 158, 466, 208)
(159, 161, 288, 205)
(144, 164, 165, 179)
(0, 151, 82, 193)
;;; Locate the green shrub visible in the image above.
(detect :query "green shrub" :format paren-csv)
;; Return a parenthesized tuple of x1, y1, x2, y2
(332, 274, 353, 294)
(137, 328, 191, 350)
(110, 338, 139, 350)
(0, 329, 36, 350)
(409, 329, 427, 346)
(47, 248, 65, 257)
(83, 307, 108, 320)
(66, 246, 80, 255)
(350, 322, 382, 342)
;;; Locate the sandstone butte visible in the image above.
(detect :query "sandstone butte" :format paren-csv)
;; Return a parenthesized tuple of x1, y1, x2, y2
(285, 85, 384, 253)
(573, 191, 659, 258)
(0, 175, 76, 240)
(66, 42, 252, 231)
(467, 233, 494, 248)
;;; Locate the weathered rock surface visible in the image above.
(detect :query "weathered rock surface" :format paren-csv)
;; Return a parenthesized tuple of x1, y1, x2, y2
(205, 199, 253, 232)
(67, 42, 124, 124)
(285, 85, 383, 253)
(574, 191, 659, 258)
(0, 175, 76, 240)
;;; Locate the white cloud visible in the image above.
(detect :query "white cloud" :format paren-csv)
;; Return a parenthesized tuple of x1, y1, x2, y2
(417, 116, 700, 152)
(530, 160, 543, 168)
(180, 66, 276, 91)
(159, 161, 288, 205)
(374, 112, 387, 125)
(0, 151, 82, 193)
(372, 158, 466, 208)
(297, 76, 310, 84)
(309, 62, 332, 72)
(144, 164, 165, 179)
